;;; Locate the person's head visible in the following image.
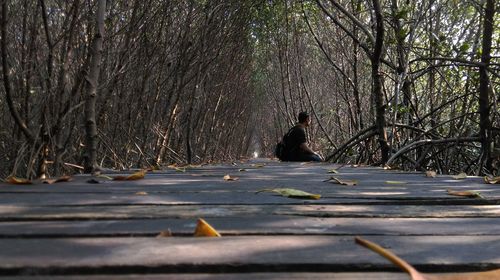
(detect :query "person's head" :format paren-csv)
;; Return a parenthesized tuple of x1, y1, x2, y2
(298, 112, 311, 126)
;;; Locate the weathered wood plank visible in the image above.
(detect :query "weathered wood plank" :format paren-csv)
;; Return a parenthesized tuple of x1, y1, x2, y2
(0, 165, 494, 201)
(1, 204, 500, 220)
(0, 236, 498, 275)
(3, 272, 412, 279)
(0, 217, 498, 237)
(0, 192, 496, 206)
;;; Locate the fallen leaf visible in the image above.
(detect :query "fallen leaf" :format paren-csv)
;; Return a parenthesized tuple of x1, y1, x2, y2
(251, 163, 265, 168)
(451, 172, 467, 180)
(355, 236, 500, 280)
(327, 169, 339, 174)
(223, 174, 238, 181)
(96, 174, 113, 180)
(447, 189, 484, 199)
(156, 229, 172, 238)
(42, 175, 72, 184)
(238, 168, 247, 172)
(385, 181, 407, 185)
(5, 176, 32, 185)
(324, 177, 357, 186)
(113, 170, 146, 181)
(167, 163, 177, 168)
(194, 218, 221, 237)
(425, 171, 437, 178)
(54, 175, 72, 183)
(484, 176, 500, 184)
(174, 167, 186, 173)
(135, 191, 148, 195)
(256, 188, 321, 199)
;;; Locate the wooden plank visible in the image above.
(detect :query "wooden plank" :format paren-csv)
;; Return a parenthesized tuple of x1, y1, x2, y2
(1, 204, 500, 220)
(0, 167, 494, 201)
(0, 236, 499, 274)
(4, 272, 411, 279)
(0, 192, 403, 206)
(1, 192, 495, 206)
(0, 217, 499, 237)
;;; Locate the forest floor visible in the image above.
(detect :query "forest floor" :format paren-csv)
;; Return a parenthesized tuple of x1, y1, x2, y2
(0, 159, 499, 279)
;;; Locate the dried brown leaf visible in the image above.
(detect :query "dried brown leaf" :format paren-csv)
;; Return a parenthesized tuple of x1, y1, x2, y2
(113, 170, 146, 181)
(156, 229, 173, 238)
(324, 177, 357, 186)
(223, 174, 239, 181)
(43, 175, 72, 184)
(5, 176, 32, 185)
(425, 171, 437, 178)
(355, 236, 500, 280)
(447, 189, 484, 199)
(484, 176, 500, 184)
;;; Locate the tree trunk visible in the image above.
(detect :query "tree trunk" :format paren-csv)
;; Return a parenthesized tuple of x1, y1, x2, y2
(372, 0, 389, 163)
(478, 0, 495, 173)
(1, 0, 35, 142)
(83, 0, 106, 173)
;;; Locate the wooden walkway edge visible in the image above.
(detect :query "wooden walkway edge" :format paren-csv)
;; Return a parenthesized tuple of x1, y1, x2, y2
(1, 159, 499, 279)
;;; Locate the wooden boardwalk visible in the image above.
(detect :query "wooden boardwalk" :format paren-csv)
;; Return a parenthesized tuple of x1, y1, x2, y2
(1, 159, 499, 279)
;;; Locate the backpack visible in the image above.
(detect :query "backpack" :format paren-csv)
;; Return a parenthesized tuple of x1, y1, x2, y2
(274, 126, 297, 161)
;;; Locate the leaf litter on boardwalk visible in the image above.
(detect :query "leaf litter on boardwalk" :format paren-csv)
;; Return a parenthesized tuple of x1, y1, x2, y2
(324, 176, 357, 186)
(256, 188, 321, 200)
(112, 170, 146, 181)
(446, 189, 484, 199)
(356, 236, 500, 280)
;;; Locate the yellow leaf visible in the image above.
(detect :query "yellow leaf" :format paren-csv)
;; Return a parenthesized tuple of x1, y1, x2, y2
(447, 189, 484, 199)
(251, 163, 265, 168)
(385, 181, 407, 185)
(175, 167, 186, 173)
(451, 172, 467, 180)
(425, 171, 437, 178)
(256, 188, 321, 200)
(135, 191, 148, 195)
(355, 236, 500, 280)
(5, 176, 32, 185)
(194, 218, 221, 237)
(96, 174, 113, 180)
(327, 169, 339, 174)
(484, 176, 500, 184)
(113, 170, 146, 181)
(223, 174, 238, 181)
(324, 177, 357, 186)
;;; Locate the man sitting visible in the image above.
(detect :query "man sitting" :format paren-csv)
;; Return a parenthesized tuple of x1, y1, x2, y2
(283, 112, 322, 162)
